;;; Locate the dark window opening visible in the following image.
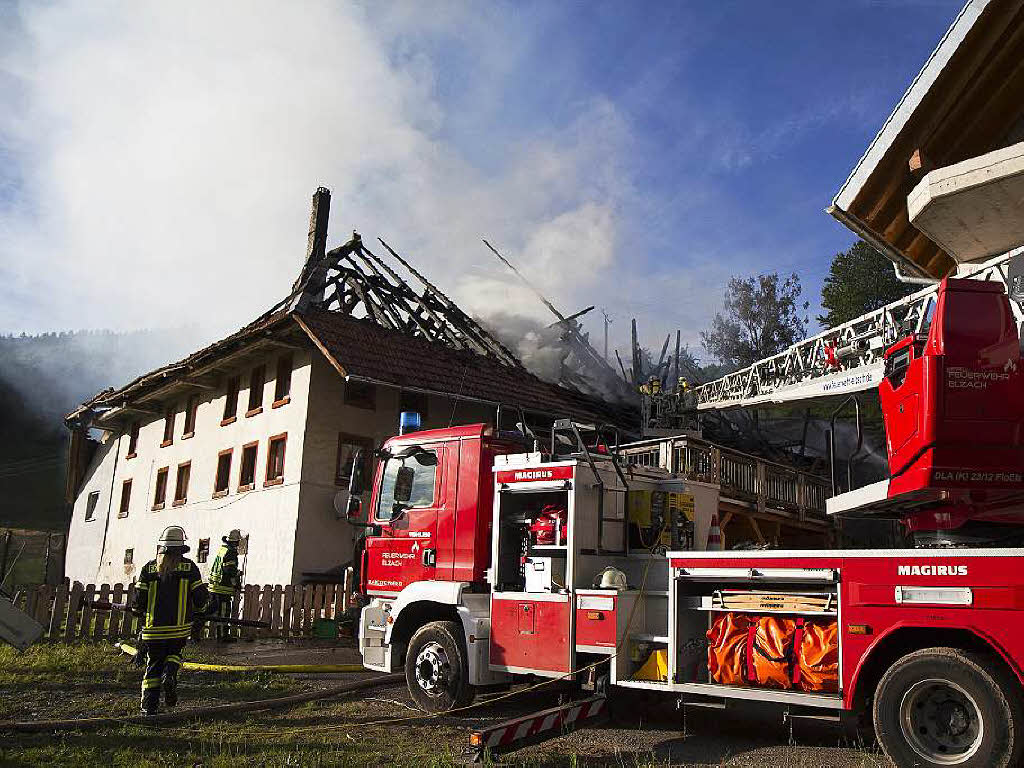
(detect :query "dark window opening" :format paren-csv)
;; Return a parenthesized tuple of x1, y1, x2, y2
(197, 538, 210, 564)
(266, 434, 287, 486)
(399, 390, 429, 421)
(239, 442, 258, 490)
(174, 462, 191, 505)
(223, 376, 241, 422)
(153, 467, 168, 510)
(162, 408, 176, 446)
(183, 394, 199, 436)
(247, 365, 266, 414)
(274, 354, 293, 405)
(85, 491, 100, 521)
(336, 433, 372, 486)
(127, 421, 140, 457)
(124, 548, 133, 565)
(118, 479, 132, 518)
(344, 380, 377, 410)
(214, 450, 232, 496)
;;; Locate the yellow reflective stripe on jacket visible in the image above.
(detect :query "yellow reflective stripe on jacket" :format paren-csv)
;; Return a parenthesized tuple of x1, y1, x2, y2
(209, 583, 238, 596)
(178, 579, 187, 626)
(145, 577, 158, 628)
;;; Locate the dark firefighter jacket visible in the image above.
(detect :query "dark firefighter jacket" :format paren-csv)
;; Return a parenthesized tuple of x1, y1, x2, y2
(132, 559, 209, 640)
(209, 545, 241, 596)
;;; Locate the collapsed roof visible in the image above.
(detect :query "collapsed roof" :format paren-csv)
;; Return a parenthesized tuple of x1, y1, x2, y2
(67, 188, 634, 432)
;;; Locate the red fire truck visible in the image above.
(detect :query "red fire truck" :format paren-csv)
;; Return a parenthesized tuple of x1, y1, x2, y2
(349, 276, 1024, 767)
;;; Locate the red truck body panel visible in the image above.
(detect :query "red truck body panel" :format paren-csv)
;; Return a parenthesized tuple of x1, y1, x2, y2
(878, 279, 1024, 511)
(669, 550, 1024, 710)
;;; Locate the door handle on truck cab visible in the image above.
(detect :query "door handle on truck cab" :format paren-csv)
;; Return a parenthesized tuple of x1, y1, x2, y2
(422, 548, 436, 568)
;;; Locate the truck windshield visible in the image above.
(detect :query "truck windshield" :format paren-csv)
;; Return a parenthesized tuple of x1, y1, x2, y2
(376, 453, 437, 520)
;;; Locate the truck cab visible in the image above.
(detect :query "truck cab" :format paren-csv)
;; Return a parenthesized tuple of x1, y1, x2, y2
(354, 423, 525, 710)
(360, 423, 520, 597)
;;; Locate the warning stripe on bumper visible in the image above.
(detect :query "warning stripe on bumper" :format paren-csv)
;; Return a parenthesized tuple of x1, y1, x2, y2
(471, 695, 606, 750)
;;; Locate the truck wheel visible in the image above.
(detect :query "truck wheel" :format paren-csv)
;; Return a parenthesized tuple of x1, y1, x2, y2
(405, 620, 475, 713)
(873, 647, 1023, 767)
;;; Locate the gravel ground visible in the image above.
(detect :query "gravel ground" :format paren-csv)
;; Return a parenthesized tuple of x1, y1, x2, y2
(220, 639, 889, 766)
(2, 639, 890, 766)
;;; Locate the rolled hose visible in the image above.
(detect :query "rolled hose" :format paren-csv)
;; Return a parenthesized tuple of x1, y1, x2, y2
(117, 643, 366, 673)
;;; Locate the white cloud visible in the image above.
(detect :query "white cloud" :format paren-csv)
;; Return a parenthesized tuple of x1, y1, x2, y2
(0, 0, 734, 374)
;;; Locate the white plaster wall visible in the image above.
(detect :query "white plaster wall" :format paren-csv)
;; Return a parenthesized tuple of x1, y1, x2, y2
(65, 349, 313, 587)
(292, 354, 494, 581)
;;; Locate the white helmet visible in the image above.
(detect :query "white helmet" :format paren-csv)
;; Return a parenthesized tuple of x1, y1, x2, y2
(596, 566, 628, 591)
(157, 525, 189, 552)
(223, 529, 241, 544)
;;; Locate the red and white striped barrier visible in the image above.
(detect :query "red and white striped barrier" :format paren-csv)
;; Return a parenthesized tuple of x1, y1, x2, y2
(469, 695, 607, 756)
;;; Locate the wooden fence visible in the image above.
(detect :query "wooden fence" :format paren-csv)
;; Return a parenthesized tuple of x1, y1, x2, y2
(7, 579, 353, 643)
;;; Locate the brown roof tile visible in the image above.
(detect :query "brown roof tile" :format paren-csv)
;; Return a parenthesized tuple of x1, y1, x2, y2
(296, 308, 634, 428)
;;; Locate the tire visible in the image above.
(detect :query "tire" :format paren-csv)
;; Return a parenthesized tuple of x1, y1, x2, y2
(405, 620, 475, 713)
(873, 647, 1023, 767)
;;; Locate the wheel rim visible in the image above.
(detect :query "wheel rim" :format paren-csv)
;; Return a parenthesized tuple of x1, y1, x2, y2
(899, 678, 984, 765)
(414, 641, 452, 697)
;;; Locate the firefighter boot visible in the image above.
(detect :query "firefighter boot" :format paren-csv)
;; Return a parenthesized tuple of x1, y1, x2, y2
(164, 652, 182, 708)
(141, 687, 160, 716)
(163, 673, 178, 708)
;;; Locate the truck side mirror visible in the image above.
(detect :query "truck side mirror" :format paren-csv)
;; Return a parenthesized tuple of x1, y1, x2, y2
(394, 465, 415, 504)
(347, 450, 366, 497)
(345, 495, 362, 521)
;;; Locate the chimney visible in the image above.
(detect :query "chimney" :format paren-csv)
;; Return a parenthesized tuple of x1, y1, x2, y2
(305, 186, 331, 267)
(291, 187, 331, 310)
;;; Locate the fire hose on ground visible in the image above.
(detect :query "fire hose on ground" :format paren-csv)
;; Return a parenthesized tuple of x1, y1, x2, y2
(0, 672, 404, 733)
(116, 643, 366, 673)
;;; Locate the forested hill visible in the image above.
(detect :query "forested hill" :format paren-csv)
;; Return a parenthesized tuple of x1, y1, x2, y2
(0, 329, 197, 531)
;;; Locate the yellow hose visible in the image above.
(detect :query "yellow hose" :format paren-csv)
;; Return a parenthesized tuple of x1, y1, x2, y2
(116, 643, 367, 673)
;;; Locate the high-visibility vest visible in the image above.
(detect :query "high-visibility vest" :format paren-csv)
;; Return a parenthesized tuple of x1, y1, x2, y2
(209, 545, 241, 596)
(133, 559, 208, 640)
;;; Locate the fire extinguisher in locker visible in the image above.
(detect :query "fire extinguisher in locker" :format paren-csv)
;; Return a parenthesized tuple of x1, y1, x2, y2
(530, 504, 567, 546)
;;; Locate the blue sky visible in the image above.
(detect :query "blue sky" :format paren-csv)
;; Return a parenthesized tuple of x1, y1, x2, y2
(0, 1, 964, 362)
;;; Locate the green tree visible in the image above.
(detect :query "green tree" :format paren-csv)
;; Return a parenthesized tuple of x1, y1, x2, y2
(819, 240, 916, 328)
(701, 272, 808, 370)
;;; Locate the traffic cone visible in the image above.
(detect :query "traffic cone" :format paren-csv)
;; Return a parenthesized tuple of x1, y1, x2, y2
(707, 512, 722, 550)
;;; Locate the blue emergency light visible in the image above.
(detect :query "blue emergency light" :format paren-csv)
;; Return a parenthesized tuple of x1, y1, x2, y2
(399, 411, 421, 435)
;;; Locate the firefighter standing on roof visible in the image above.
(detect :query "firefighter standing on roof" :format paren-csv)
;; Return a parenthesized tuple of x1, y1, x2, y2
(131, 525, 208, 715)
(208, 529, 242, 642)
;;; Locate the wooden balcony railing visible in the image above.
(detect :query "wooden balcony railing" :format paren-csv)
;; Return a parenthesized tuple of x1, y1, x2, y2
(619, 435, 830, 522)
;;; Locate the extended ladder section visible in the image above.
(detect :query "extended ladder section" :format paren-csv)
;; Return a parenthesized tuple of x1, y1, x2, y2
(692, 250, 1023, 410)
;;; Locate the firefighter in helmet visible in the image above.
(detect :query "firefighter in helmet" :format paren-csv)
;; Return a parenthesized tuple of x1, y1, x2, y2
(208, 529, 243, 642)
(131, 525, 208, 715)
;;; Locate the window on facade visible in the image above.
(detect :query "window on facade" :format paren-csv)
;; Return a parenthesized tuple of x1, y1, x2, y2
(85, 491, 100, 521)
(335, 433, 372, 487)
(399, 390, 429, 421)
(124, 548, 133, 565)
(223, 375, 241, 424)
(127, 421, 140, 458)
(183, 394, 199, 437)
(375, 452, 437, 521)
(265, 433, 287, 486)
(153, 467, 168, 510)
(239, 442, 258, 491)
(162, 407, 175, 446)
(247, 365, 265, 415)
(197, 538, 210, 564)
(214, 449, 232, 497)
(118, 479, 132, 518)
(273, 354, 293, 406)
(344, 380, 376, 410)
(174, 462, 191, 505)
